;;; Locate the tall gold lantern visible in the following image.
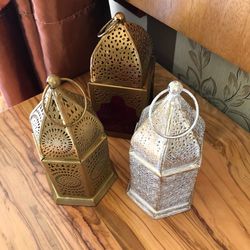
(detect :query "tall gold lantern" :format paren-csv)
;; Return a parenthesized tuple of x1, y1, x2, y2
(89, 12, 154, 138)
(30, 75, 116, 206)
(127, 81, 205, 218)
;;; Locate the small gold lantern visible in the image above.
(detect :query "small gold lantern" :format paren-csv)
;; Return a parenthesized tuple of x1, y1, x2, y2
(30, 75, 116, 206)
(127, 81, 205, 218)
(88, 12, 154, 138)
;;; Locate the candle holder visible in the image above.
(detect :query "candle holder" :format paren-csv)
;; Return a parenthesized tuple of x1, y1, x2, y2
(127, 81, 205, 218)
(89, 12, 154, 138)
(30, 75, 116, 206)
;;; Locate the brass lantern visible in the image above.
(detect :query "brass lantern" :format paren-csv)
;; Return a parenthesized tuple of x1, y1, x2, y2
(127, 81, 205, 218)
(30, 75, 116, 206)
(88, 12, 154, 138)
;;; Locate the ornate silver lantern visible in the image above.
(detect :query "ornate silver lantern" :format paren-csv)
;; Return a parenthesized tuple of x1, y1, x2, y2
(30, 75, 116, 206)
(127, 81, 205, 218)
(88, 12, 154, 138)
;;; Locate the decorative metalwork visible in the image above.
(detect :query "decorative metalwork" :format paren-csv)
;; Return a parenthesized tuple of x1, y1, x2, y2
(89, 12, 155, 137)
(127, 81, 205, 219)
(30, 75, 116, 206)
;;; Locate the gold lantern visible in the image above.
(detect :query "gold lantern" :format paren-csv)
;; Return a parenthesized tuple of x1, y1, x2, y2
(30, 75, 116, 206)
(88, 12, 154, 138)
(127, 81, 205, 218)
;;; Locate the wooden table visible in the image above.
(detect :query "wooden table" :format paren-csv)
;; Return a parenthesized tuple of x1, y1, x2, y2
(0, 64, 249, 249)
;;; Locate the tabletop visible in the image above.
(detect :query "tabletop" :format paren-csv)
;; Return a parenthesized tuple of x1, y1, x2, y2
(0, 64, 249, 250)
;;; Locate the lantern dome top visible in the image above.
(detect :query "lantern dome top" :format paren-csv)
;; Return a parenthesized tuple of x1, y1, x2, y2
(41, 75, 88, 128)
(30, 76, 105, 161)
(90, 12, 153, 88)
(130, 81, 205, 174)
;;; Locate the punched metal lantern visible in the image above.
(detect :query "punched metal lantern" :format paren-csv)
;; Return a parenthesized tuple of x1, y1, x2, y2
(127, 81, 205, 219)
(89, 12, 154, 138)
(30, 75, 116, 206)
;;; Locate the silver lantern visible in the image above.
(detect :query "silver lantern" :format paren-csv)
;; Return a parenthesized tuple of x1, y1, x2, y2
(127, 81, 205, 219)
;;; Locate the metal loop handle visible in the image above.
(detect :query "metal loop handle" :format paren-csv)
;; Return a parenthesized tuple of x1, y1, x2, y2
(97, 17, 119, 38)
(97, 12, 125, 38)
(42, 77, 87, 127)
(148, 87, 199, 139)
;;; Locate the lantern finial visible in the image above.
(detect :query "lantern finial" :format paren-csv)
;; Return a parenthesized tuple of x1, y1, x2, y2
(169, 81, 183, 95)
(114, 12, 125, 22)
(46, 74, 61, 89)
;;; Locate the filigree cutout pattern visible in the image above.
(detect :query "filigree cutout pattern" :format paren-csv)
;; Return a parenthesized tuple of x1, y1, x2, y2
(40, 120, 77, 159)
(73, 112, 103, 157)
(159, 169, 198, 209)
(47, 163, 85, 196)
(47, 97, 64, 126)
(130, 154, 160, 209)
(84, 139, 112, 192)
(131, 97, 204, 171)
(91, 22, 152, 87)
(126, 23, 152, 76)
(30, 102, 44, 140)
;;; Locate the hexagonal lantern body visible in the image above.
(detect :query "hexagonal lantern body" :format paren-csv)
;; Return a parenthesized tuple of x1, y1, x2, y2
(30, 76, 116, 206)
(127, 81, 205, 218)
(88, 12, 154, 138)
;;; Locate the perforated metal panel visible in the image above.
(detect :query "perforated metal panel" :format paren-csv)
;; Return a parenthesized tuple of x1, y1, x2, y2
(41, 120, 78, 159)
(90, 17, 152, 87)
(46, 163, 85, 197)
(84, 139, 113, 193)
(131, 97, 205, 171)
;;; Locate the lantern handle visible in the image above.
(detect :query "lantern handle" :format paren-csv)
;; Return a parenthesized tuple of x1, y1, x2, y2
(97, 12, 125, 38)
(42, 77, 87, 127)
(148, 82, 199, 139)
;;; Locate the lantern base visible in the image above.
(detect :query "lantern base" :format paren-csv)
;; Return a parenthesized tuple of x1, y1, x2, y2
(47, 171, 117, 206)
(127, 188, 191, 219)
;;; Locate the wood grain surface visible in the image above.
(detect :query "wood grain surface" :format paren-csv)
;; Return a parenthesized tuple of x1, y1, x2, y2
(0, 64, 249, 249)
(127, 0, 250, 73)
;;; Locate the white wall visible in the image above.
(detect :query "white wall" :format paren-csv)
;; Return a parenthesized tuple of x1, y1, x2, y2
(108, 0, 147, 30)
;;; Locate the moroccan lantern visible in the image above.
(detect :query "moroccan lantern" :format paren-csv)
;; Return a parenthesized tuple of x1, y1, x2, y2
(127, 81, 205, 218)
(88, 12, 154, 138)
(30, 75, 116, 206)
